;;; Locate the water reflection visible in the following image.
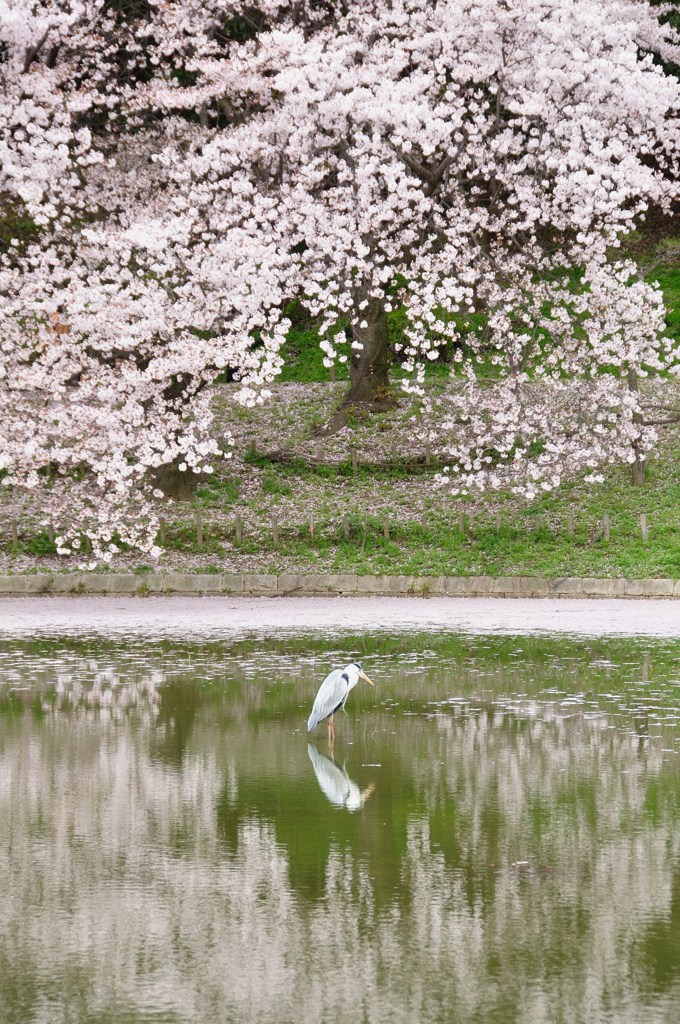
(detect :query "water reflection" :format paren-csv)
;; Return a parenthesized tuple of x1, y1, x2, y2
(1, 629, 680, 1023)
(307, 743, 375, 811)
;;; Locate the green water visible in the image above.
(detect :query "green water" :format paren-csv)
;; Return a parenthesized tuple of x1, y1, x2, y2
(1, 628, 680, 1024)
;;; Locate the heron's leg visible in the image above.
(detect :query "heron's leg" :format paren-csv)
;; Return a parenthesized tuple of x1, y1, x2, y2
(328, 714, 335, 749)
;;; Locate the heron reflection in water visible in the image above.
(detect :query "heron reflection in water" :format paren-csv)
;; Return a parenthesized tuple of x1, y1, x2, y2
(307, 661, 374, 745)
(307, 744, 375, 811)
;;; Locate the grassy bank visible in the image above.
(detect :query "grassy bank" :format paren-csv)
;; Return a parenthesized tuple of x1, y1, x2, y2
(137, 458, 680, 580)
(2, 374, 679, 579)
(1, 227, 679, 579)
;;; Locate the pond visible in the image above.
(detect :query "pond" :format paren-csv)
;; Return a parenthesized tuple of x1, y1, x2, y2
(1, 597, 679, 1024)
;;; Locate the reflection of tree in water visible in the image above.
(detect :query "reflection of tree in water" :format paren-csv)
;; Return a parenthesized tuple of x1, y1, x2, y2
(2, 633, 680, 1022)
(636, 867, 680, 993)
(151, 677, 202, 768)
(4, 704, 680, 1024)
(213, 706, 680, 923)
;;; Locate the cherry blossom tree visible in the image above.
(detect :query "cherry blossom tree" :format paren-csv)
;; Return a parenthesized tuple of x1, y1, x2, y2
(163, 0, 678, 493)
(0, 1, 289, 559)
(1, 0, 679, 560)
(133, 0, 680, 481)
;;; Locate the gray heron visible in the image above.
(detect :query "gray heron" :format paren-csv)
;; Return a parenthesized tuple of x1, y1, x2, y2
(307, 661, 374, 742)
(307, 744, 375, 811)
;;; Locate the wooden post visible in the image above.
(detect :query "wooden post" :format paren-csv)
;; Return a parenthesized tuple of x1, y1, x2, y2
(343, 516, 350, 541)
(351, 447, 358, 474)
(195, 511, 204, 547)
(603, 513, 610, 542)
(640, 514, 649, 543)
(272, 519, 280, 546)
(234, 515, 243, 543)
(316, 442, 323, 464)
(458, 512, 465, 536)
(383, 519, 390, 541)
(11, 520, 18, 553)
(309, 514, 315, 541)
(329, 364, 336, 384)
(425, 441, 432, 467)
(420, 513, 427, 531)
(566, 514, 575, 537)
(47, 521, 55, 545)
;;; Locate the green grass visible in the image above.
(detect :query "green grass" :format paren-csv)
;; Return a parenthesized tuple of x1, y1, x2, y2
(279, 327, 349, 383)
(195, 477, 241, 506)
(654, 265, 680, 345)
(8, 449, 678, 576)
(104, 460, 680, 576)
(261, 470, 293, 497)
(156, 514, 677, 579)
(247, 505, 679, 579)
(25, 531, 57, 557)
(5, 445, 678, 575)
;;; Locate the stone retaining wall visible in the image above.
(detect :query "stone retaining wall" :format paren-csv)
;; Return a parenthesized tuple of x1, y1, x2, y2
(0, 574, 678, 597)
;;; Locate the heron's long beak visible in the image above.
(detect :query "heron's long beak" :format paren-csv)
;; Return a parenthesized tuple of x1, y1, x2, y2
(359, 670, 374, 686)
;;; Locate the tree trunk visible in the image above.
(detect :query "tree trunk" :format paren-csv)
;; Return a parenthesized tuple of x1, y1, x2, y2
(149, 460, 208, 501)
(627, 368, 646, 486)
(632, 452, 646, 487)
(346, 298, 392, 407)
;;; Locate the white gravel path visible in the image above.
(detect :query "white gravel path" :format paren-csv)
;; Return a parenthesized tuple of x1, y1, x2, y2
(0, 596, 679, 638)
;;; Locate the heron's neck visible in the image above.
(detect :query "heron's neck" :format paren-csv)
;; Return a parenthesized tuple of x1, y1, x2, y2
(345, 667, 360, 691)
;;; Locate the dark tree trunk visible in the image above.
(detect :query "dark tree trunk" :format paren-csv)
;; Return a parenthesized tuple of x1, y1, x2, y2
(632, 452, 646, 486)
(346, 298, 393, 407)
(627, 368, 646, 486)
(149, 460, 208, 501)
